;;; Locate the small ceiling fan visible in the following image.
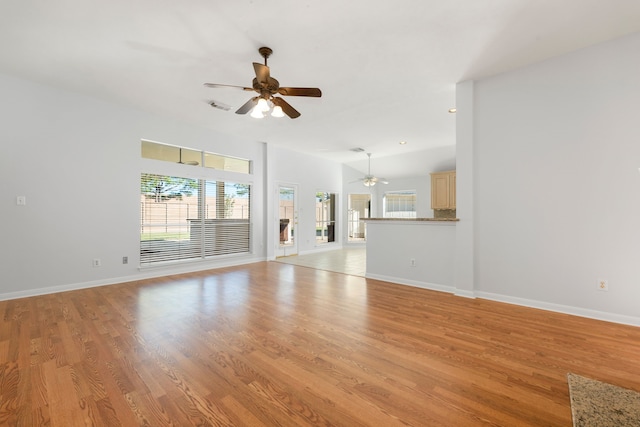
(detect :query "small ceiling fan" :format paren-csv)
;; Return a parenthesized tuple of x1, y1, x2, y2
(352, 153, 388, 187)
(204, 46, 322, 119)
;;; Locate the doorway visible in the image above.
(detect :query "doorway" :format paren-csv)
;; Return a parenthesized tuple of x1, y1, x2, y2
(316, 192, 336, 243)
(348, 193, 370, 242)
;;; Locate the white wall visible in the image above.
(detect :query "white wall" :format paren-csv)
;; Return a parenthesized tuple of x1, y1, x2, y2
(0, 73, 267, 298)
(472, 32, 640, 323)
(366, 221, 456, 291)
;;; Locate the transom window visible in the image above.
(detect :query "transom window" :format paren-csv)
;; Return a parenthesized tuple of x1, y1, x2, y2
(142, 140, 251, 174)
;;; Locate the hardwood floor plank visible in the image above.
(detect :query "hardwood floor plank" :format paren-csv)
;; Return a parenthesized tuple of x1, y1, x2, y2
(220, 394, 269, 427)
(0, 361, 19, 425)
(1, 261, 640, 425)
(27, 363, 47, 412)
(249, 349, 415, 427)
(25, 406, 49, 427)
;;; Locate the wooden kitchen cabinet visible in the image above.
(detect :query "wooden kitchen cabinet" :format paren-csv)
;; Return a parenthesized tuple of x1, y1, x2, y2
(430, 171, 456, 210)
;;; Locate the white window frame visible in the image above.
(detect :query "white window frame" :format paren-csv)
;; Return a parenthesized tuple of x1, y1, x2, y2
(383, 190, 417, 218)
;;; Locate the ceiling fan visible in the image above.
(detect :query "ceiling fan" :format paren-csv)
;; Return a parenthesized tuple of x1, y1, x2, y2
(204, 46, 322, 119)
(352, 153, 389, 187)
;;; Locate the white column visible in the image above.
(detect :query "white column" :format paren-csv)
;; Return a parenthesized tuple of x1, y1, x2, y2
(454, 80, 475, 298)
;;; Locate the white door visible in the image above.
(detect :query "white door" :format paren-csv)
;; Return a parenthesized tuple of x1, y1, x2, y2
(276, 184, 298, 257)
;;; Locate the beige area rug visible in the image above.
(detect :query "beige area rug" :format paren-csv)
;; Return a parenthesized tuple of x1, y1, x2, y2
(568, 373, 640, 426)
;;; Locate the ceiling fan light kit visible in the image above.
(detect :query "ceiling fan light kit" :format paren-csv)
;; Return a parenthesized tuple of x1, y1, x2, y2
(351, 152, 389, 187)
(250, 98, 286, 119)
(204, 46, 322, 119)
(271, 105, 285, 117)
(250, 97, 271, 118)
(250, 107, 264, 119)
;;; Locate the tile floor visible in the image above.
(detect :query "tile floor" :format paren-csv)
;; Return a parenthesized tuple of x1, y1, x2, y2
(273, 246, 366, 276)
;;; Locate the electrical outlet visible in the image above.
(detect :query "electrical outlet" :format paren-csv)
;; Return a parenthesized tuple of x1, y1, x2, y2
(410, 258, 416, 267)
(597, 279, 609, 291)
(122, 256, 128, 264)
(93, 258, 101, 267)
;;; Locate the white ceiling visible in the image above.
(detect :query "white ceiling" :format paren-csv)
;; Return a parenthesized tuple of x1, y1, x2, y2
(2, 0, 639, 178)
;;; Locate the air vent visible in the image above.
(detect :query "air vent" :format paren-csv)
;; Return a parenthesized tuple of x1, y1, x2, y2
(350, 147, 365, 152)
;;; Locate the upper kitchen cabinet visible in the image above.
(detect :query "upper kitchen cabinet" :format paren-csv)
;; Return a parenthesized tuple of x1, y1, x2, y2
(430, 171, 456, 210)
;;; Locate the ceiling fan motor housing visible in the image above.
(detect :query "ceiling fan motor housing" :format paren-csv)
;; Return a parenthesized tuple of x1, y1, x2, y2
(252, 77, 280, 94)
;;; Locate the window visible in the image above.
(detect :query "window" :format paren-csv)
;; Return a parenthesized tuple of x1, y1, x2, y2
(348, 194, 370, 241)
(140, 174, 251, 265)
(142, 140, 251, 174)
(316, 192, 336, 243)
(383, 191, 416, 218)
(204, 152, 251, 174)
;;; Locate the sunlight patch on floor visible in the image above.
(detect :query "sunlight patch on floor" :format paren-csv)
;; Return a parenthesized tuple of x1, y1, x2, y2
(274, 247, 366, 277)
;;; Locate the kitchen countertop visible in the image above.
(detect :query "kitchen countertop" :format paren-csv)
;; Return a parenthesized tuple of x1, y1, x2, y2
(363, 218, 459, 222)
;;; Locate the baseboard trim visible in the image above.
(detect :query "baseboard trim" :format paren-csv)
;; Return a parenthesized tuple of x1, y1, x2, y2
(475, 291, 640, 327)
(365, 273, 456, 295)
(0, 279, 122, 302)
(363, 274, 640, 327)
(0, 256, 267, 302)
(454, 289, 476, 299)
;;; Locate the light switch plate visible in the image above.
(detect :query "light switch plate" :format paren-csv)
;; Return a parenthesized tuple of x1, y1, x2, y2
(16, 196, 26, 205)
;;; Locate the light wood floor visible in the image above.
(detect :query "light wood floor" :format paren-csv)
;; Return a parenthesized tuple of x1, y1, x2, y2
(2, 262, 640, 426)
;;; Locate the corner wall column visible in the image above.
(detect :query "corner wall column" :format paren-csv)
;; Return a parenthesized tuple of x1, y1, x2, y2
(454, 80, 475, 297)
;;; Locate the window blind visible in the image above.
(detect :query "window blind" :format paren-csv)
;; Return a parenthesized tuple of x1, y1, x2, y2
(140, 174, 250, 265)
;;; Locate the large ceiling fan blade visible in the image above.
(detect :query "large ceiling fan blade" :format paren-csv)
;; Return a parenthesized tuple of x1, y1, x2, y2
(272, 97, 301, 119)
(235, 97, 258, 114)
(253, 62, 270, 84)
(278, 87, 322, 97)
(204, 83, 253, 91)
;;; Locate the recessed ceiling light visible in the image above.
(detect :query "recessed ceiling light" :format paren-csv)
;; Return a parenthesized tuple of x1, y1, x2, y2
(448, 108, 457, 113)
(399, 141, 407, 145)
